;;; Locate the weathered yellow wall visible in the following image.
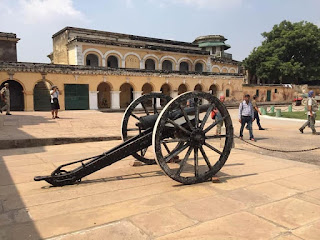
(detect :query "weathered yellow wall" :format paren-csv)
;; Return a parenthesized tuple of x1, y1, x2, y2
(125, 55, 140, 68)
(52, 31, 69, 64)
(242, 85, 294, 102)
(0, 70, 244, 111)
(68, 46, 76, 65)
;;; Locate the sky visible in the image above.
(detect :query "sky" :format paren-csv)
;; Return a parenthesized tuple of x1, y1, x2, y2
(0, 0, 320, 63)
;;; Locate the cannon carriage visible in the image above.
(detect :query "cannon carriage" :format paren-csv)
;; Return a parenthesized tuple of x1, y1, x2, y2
(34, 91, 234, 186)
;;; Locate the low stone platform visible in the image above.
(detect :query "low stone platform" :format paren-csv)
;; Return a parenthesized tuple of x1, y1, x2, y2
(0, 141, 319, 239)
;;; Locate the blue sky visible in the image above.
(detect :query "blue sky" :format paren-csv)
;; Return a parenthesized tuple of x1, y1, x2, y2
(1, 0, 319, 63)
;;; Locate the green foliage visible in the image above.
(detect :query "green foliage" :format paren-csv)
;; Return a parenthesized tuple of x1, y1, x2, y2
(244, 20, 320, 84)
(267, 111, 320, 120)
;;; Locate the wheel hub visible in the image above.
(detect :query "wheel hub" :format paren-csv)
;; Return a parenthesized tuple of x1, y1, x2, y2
(190, 129, 205, 147)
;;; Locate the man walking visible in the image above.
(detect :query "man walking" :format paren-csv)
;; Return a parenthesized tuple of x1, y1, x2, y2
(239, 94, 255, 141)
(251, 95, 265, 130)
(299, 90, 318, 135)
(0, 83, 11, 115)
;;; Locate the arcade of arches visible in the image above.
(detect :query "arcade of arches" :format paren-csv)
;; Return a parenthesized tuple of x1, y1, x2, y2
(0, 66, 244, 111)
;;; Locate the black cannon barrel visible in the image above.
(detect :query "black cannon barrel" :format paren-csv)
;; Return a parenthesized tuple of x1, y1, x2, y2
(138, 104, 211, 130)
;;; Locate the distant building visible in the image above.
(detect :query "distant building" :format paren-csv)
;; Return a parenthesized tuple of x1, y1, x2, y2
(0, 27, 244, 111)
(0, 32, 20, 62)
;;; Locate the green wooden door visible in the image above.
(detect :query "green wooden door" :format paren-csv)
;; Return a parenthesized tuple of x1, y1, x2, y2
(64, 84, 89, 110)
(266, 90, 271, 102)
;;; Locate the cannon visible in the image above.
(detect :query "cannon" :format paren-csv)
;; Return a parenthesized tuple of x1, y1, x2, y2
(34, 91, 234, 186)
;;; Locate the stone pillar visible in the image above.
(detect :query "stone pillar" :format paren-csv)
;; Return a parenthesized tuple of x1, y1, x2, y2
(206, 57, 212, 72)
(133, 91, 143, 109)
(152, 91, 162, 109)
(171, 90, 178, 99)
(110, 91, 120, 109)
(89, 91, 99, 110)
(24, 90, 34, 111)
(140, 60, 144, 69)
(102, 57, 106, 67)
(75, 44, 83, 65)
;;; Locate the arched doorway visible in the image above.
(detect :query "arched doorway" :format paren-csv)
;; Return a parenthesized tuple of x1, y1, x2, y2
(142, 83, 154, 106)
(97, 82, 111, 108)
(145, 59, 155, 70)
(194, 84, 202, 92)
(0, 80, 24, 111)
(209, 84, 218, 96)
(179, 62, 189, 72)
(160, 83, 171, 106)
(178, 84, 188, 95)
(162, 60, 173, 71)
(120, 83, 133, 108)
(195, 63, 203, 73)
(34, 81, 51, 111)
(107, 56, 119, 68)
(142, 83, 153, 95)
(86, 54, 99, 67)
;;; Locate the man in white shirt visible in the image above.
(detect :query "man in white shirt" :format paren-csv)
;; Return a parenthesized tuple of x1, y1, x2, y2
(239, 94, 255, 141)
(299, 90, 318, 135)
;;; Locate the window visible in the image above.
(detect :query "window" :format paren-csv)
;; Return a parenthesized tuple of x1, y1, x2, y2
(162, 60, 173, 71)
(85, 54, 99, 67)
(195, 63, 203, 73)
(179, 62, 189, 72)
(226, 89, 230, 97)
(256, 89, 259, 96)
(275, 89, 278, 93)
(107, 56, 119, 68)
(145, 59, 155, 70)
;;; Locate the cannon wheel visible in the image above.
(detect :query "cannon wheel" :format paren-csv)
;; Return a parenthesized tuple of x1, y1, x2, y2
(122, 93, 172, 164)
(152, 91, 234, 184)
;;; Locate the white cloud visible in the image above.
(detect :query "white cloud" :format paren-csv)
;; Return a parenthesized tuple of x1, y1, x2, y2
(0, 0, 87, 63)
(150, 0, 244, 10)
(19, 0, 83, 24)
(125, 0, 134, 8)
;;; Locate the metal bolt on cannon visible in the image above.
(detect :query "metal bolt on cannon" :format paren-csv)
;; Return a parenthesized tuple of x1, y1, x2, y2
(34, 91, 234, 186)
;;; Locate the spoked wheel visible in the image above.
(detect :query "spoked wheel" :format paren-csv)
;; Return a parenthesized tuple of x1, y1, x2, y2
(122, 93, 172, 164)
(152, 91, 234, 184)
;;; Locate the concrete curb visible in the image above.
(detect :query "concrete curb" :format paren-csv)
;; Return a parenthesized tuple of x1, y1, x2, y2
(0, 136, 122, 150)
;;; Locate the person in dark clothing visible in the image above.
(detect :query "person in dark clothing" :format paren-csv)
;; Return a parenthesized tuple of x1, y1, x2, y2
(251, 95, 265, 130)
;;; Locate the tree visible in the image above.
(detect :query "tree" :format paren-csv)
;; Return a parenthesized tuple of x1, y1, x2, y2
(244, 20, 320, 84)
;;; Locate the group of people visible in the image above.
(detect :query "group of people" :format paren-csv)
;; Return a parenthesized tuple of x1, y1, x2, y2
(213, 94, 265, 141)
(0, 83, 60, 119)
(238, 94, 265, 141)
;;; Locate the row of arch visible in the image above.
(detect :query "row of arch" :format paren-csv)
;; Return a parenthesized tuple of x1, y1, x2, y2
(84, 49, 238, 73)
(0, 79, 231, 111)
(98, 82, 226, 109)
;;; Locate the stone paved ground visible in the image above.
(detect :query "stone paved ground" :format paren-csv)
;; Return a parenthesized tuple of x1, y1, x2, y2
(0, 140, 320, 239)
(0, 107, 320, 239)
(0, 107, 319, 164)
